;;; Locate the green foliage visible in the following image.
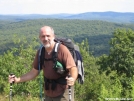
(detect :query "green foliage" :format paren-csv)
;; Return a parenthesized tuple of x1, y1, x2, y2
(1, 30, 134, 100)
(131, 76, 134, 98)
(0, 37, 42, 99)
(97, 29, 134, 100)
(0, 19, 134, 56)
(99, 29, 134, 76)
(99, 71, 122, 99)
(74, 39, 123, 101)
(111, 29, 134, 76)
(0, 94, 40, 101)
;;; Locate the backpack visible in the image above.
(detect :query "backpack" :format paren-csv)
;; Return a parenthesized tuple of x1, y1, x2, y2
(38, 38, 84, 84)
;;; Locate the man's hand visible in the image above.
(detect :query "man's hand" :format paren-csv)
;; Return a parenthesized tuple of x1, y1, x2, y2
(66, 76, 75, 86)
(8, 74, 15, 84)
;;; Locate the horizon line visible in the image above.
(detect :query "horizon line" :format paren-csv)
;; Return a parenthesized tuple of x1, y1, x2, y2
(0, 11, 134, 15)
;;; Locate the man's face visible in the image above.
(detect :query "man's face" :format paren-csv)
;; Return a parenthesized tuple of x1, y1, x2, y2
(39, 27, 55, 48)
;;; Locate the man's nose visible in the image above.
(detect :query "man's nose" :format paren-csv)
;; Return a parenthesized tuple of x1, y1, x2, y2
(44, 36, 48, 40)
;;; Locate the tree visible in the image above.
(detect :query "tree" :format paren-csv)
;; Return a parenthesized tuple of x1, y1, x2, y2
(99, 29, 134, 77)
(98, 29, 134, 98)
(0, 37, 42, 97)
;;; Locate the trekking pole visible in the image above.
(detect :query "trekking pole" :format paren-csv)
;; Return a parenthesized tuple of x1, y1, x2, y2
(9, 73, 14, 101)
(68, 75, 71, 101)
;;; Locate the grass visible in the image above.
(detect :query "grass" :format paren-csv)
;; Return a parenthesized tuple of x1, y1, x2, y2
(0, 94, 42, 101)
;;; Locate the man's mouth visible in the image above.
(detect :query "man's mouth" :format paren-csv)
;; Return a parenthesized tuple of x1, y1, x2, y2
(43, 40, 49, 44)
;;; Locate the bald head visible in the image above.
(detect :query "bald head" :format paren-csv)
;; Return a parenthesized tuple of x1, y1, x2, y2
(39, 26, 54, 36)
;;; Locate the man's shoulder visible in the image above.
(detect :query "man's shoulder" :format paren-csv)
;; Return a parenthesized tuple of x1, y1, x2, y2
(59, 43, 68, 51)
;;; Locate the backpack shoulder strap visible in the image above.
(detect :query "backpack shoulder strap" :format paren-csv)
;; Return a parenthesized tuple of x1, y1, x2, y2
(39, 43, 61, 69)
(52, 42, 60, 68)
(39, 46, 45, 70)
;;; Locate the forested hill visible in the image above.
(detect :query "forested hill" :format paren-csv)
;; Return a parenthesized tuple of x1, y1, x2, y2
(0, 19, 134, 56)
(0, 11, 134, 23)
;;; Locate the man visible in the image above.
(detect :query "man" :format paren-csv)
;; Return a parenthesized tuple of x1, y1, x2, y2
(9, 26, 78, 101)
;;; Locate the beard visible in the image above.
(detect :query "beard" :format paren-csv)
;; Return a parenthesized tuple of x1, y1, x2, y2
(44, 43, 51, 48)
(41, 39, 54, 48)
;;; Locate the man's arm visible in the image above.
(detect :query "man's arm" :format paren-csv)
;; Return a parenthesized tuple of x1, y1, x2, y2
(69, 66, 78, 81)
(9, 68, 39, 83)
(66, 66, 78, 86)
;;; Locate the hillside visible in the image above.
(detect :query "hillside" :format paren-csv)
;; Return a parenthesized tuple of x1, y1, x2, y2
(0, 11, 134, 23)
(0, 19, 134, 56)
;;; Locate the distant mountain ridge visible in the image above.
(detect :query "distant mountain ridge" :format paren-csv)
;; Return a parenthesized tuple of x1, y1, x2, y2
(0, 11, 134, 23)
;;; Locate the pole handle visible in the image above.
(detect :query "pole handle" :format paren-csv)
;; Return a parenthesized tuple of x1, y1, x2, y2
(68, 75, 71, 88)
(10, 73, 15, 84)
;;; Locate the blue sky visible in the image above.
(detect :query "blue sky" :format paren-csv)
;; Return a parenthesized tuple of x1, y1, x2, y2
(0, 0, 134, 14)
